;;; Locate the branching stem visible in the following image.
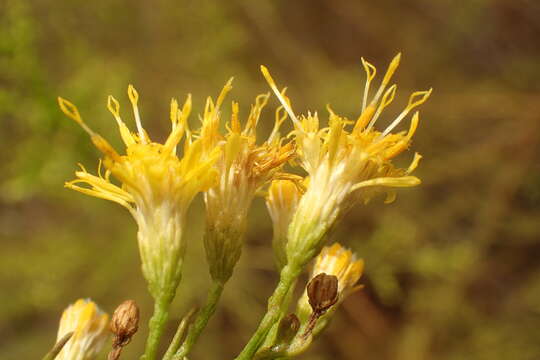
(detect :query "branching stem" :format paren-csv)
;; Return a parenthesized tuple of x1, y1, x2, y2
(234, 264, 301, 360)
(173, 281, 224, 360)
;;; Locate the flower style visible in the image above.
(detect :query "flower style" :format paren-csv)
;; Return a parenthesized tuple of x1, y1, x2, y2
(266, 179, 303, 270)
(56, 298, 109, 360)
(296, 243, 363, 334)
(199, 80, 297, 283)
(261, 53, 431, 267)
(59, 86, 220, 299)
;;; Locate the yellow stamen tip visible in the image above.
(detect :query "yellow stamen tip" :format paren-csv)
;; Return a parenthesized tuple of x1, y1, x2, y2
(382, 52, 402, 85)
(170, 98, 179, 124)
(107, 95, 120, 117)
(58, 97, 82, 123)
(215, 78, 234, 111)
(58, 96, 98, 137)
(260, 65, 275, 86)
(361, 57, 377, 82)
(127, 84, 139, 104)
(381, 84, 397, 107)
(407, 152, 423, 174)
(407, 88, 433, 109)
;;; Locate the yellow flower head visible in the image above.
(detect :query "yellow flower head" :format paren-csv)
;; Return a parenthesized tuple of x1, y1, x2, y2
(59, 86, 219, 215)
(56, 298, 109, 360)
(198, 80, 297, 282)
(297, 243, 363, 329)
(266, 179, 303, 270)
(59, 87, 220, 296)
(261, 54, 431, 264)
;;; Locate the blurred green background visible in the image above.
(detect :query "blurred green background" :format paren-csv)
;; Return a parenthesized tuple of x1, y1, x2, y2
(1, 0, 539, 359)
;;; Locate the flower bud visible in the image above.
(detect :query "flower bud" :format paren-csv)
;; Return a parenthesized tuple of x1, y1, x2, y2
(297, 243, 364, 338)
(266, 179, 302, 270)
(110, 300, 139, 346)
(56, 298, 109, 360)
(307, 273, 338, 314)
(275, 313, 300, 345)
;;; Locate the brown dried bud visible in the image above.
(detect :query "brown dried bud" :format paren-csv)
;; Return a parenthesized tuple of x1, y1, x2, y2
(307, 273, 338, 314)
(275, 313, 300, 345)
(110, 300, 139, 347)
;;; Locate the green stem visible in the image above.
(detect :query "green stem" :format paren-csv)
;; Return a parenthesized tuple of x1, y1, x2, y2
(173, 281, 224, 360)
(162, 308, 197, 360)
(234, 264, 300, 360)
(261, 279, 297, 350)
(42, 332, 73, 360)
(142, 294, 172, 360)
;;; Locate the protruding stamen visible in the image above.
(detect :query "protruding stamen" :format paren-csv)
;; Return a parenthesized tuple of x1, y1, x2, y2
(215, 78, 234, 112)
(58, 97, 95, 137)
(180, 95, 192, 126)
(170, 98, 179, 128)
(164, 95, 191, 154)
(108, 95, 135, 147)
(204, 96, 214, 119)
(204, 79, 234, 142)
(380, 88, 431, 138)
(406, 153, 422, 174)
(366, 84, 397, 131)
(180, 94, 193, 148)
(353, 104, 375, 134)
(231, 101, 241, 133)
(361, 58, 376, 112)
(407, 89, 433, 109)
(405, 111, 420, 140)
(59, 97, 121, 159)
(350, 175, 421, 193)
(325, 112, 345, 166)
(91, 135, 121, 160)
(127, 85, 147, 144)
(245, 93, 269, 136)
(268, 106, 287, 143)
(107, 95, 121, 119)
(381, 112, 420, 159)
(370, 53, 401, 108)
(260, 65, 301, 128)
(383, 53, 401, 86)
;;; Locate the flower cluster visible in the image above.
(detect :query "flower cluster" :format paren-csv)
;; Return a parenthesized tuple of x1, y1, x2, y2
(58, 53, 430, 360)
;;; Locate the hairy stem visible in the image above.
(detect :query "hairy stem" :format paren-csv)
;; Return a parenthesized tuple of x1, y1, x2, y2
(141, 294, 172, 360)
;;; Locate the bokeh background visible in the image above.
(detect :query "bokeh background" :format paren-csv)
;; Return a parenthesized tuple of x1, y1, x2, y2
(1, 0, 540, 359)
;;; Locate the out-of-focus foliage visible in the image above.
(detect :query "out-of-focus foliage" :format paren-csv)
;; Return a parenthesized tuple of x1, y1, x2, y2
(1, 0, 539, 359)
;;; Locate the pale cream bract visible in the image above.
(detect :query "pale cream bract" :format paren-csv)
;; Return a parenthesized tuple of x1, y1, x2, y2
(56, 299, 109, 360)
